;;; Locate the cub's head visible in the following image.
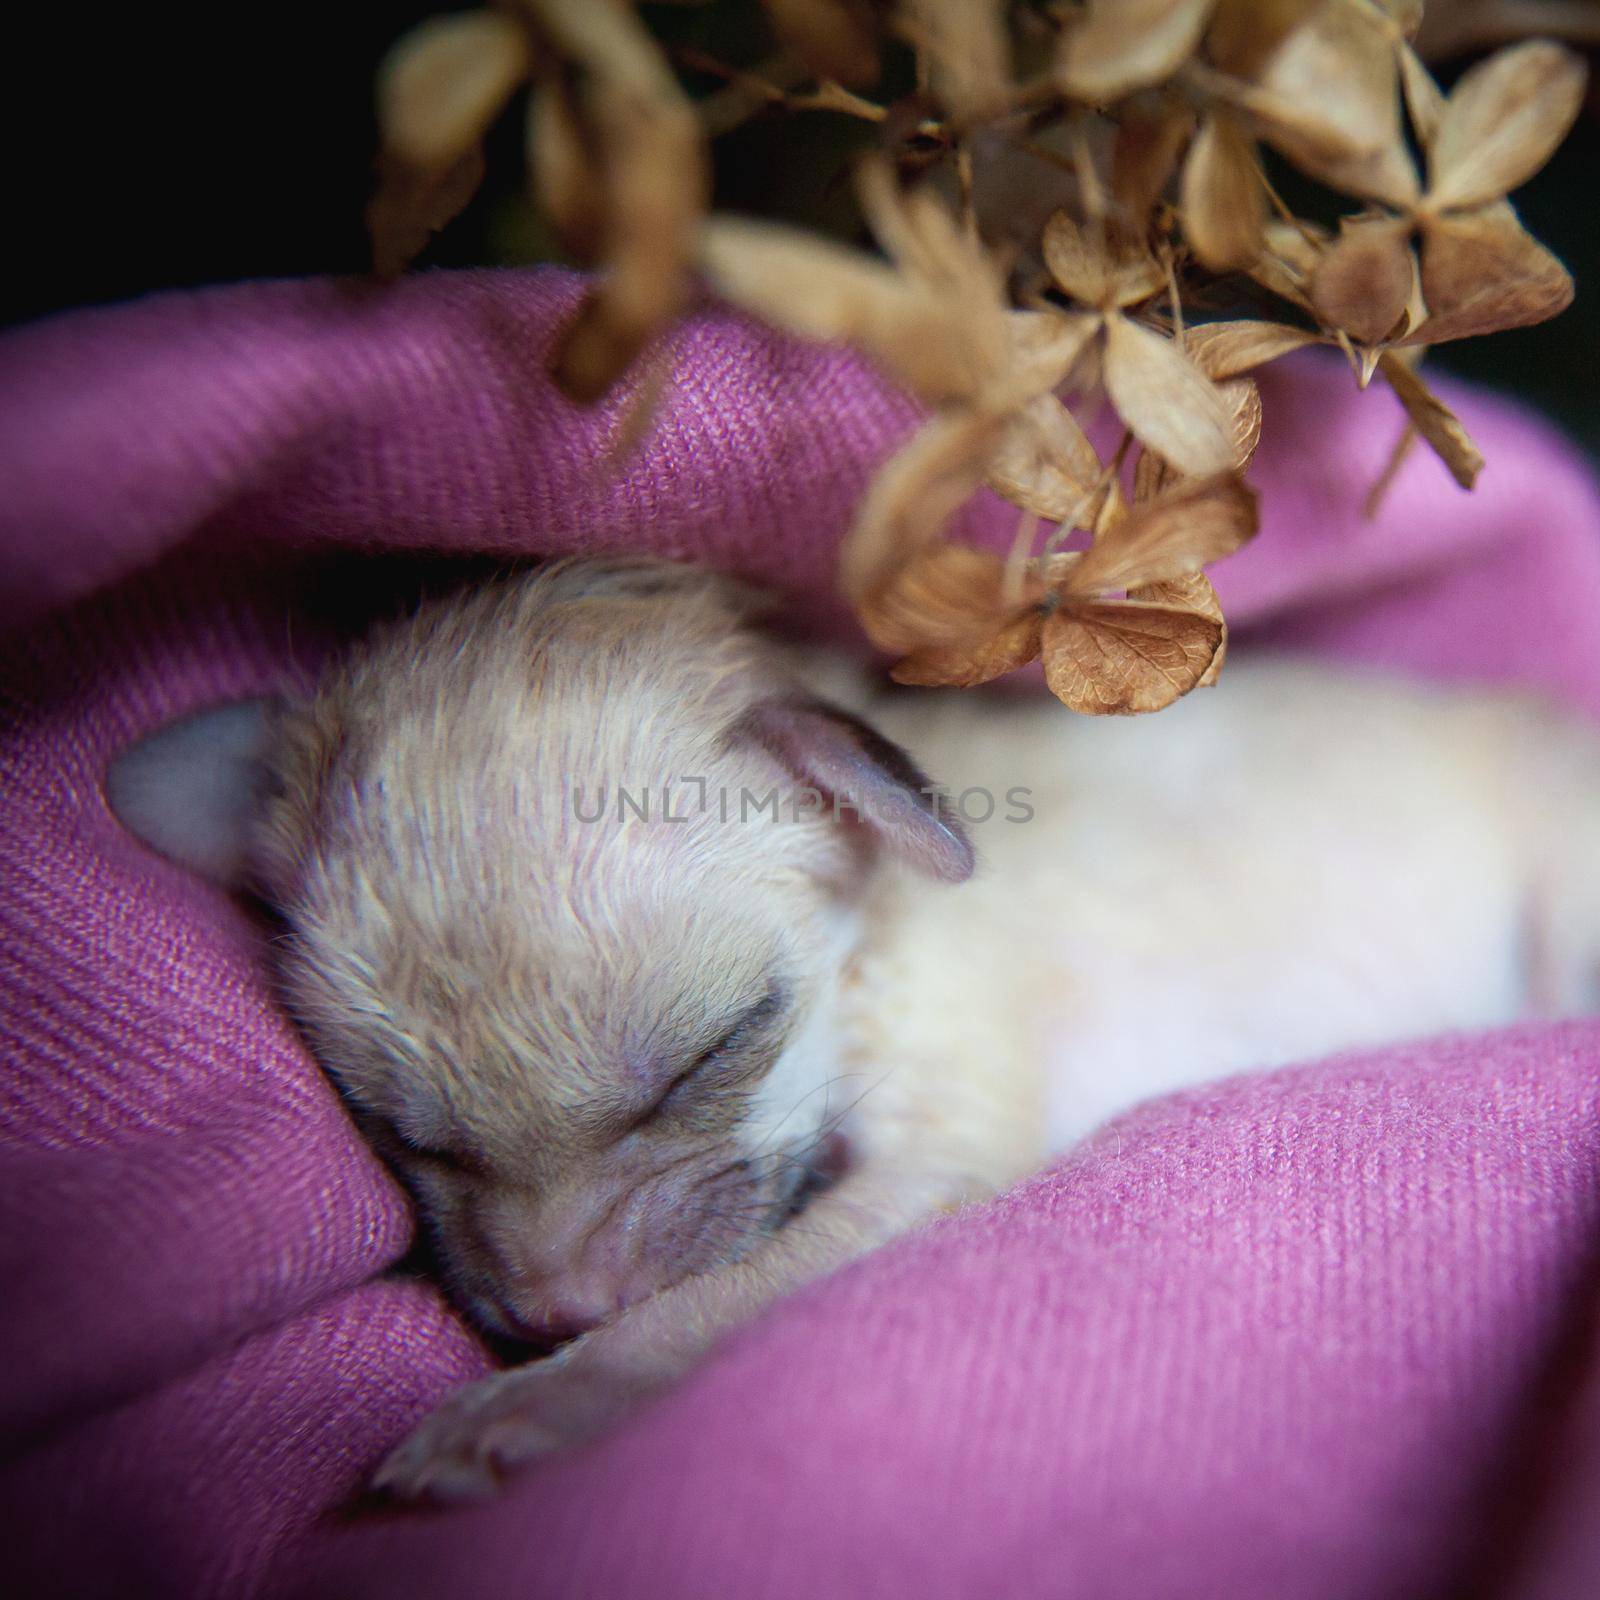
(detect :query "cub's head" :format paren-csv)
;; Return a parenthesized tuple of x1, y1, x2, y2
(109, 561, 972, 1342)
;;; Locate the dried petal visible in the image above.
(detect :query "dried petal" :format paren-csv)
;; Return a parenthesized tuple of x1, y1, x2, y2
(1005, 310, 1100, 397)
(1181, 111, 1264, 271)
(1041, 213, 1164, 309)
(1206, 0, 1323, 78)
(1111, 101, 1196, 232)
(1264, 220, 1327, 278)
(1253, 1, 1419, 207)
(843, 413, 1002, 607)
(700, 220, 983, 404)
(1222, 375, 1264, 469)
(1408, 203, 1574, 344)
(891, 613, 1045, 687)
(1429, 40, 1587, 211)
(1376, 353, 1484, 489)
(536, 0, 708, 401)
(367, 149, 486, 280)
(528, 82, 605, 261)
(1246, 222, 1324, 311)
(376, 12, 533, 174)
(859, 160, 1006, 309)
(1184, 319, 1322, 378)
(970, 132, 1081, 255)
(1397, 40, 1446, 149)
(1324, 145, 1421, 211)
(1128, 570, 1227, 685)
(1063, 472, 1257, 595)
(1041, 598, 1223, 714)
(1102, 315, 1237, 476)
(1256, 0, 1396, 155)
(1309, 217, 1415, 345)
(858, 543, 1018, 653)
(986, 396, 1104, 522)
(1414, 0, 1600, 56)
(368, 11, 533, 275)
(1132, 443, 1171, 507)
(897, 0, 1012, 121)
(760, 0, 880, 87)
(1058, 0, 1216, 102)
(1092, 479, 1133, 541)
(1378, 0, 1425, 36)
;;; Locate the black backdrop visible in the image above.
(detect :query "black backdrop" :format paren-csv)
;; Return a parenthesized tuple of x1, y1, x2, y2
(9, 4, 1597, 450)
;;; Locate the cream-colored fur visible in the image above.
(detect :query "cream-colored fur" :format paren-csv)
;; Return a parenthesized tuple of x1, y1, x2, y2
(109, 558, 1600, 1499)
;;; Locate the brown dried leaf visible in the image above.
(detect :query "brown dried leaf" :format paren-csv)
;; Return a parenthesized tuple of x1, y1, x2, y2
(1429, 40, 1587, 211)
(1129, 570, 1227, 685)
(1064, 472, 1257, 595)
(1376, 352, 1484, 488)
(376, 12, 533, 174)
(528, 82, 605, 262)
(1309, 217, 1415, 345)
(843, 412, 1002, 608)
(1058, 0, 1216, 102)
(1041, 213, 1165, 309)
(700, 220, 982, 405)
(1181, 111, 1264, 271)
(1111, 101, 1196, 232)
(1041, 597, 1224, 714)
(986, 396, 1104, 522)
(891, 613, 1045, 686)
(1408, 202, 1574, 344)
(897, 0, 1012, 122)
(1184, 319, 1322, 378)
(760, 0, 880, 87)
(1102, 315, 1238, 477)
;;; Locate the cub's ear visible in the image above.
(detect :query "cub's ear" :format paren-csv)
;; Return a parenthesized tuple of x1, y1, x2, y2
(734, 698, 975, 884)
(106, 698, 279, 887)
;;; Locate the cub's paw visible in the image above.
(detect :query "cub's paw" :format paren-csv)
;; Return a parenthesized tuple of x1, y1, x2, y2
(373, 1350, 643, 1503)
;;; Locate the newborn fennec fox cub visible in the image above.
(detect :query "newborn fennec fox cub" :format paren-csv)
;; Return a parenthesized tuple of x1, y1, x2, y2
(109, 559, 1600, 1499)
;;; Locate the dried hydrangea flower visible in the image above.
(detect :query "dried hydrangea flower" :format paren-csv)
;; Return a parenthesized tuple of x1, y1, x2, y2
(1309, 39, 1584, 348)
(369, 0, 1587, 716)
(865, 472, 1257, 715)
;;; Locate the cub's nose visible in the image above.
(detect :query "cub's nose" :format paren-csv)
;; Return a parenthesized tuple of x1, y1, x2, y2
(503, 1287, 615, 1349)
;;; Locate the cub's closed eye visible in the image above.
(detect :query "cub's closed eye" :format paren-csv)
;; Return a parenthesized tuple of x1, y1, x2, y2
(411, 1144, 468, 1171)
(366, 1114, 473, 1173)
(634, 984, 789, 1127)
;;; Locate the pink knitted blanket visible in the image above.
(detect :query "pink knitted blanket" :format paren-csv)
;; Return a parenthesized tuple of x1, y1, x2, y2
(3, 269, 1600, 1600)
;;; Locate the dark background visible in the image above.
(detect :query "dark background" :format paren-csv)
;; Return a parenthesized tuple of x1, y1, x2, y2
(8, 4, 1598, 451)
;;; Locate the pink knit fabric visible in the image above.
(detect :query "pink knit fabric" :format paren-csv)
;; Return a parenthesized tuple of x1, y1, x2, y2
(3, 268, 1600, 1600)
